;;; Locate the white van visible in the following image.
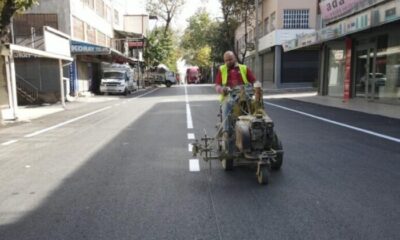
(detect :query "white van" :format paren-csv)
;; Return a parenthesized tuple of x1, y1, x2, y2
(165, 71, 177, 87)
(100, 64, 138, 95)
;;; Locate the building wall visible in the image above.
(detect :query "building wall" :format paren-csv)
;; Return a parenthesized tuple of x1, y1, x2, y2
(70, 0, 114, 45)
(112, 3, 125, 31)
(261, 0, 278, 33)
(124, 15, 149, 37)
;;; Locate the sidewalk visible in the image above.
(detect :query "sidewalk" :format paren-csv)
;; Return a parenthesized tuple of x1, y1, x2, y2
(291, 95, 400, 120)
(263, 88, 400, 120)
(0, 92, 135, 127)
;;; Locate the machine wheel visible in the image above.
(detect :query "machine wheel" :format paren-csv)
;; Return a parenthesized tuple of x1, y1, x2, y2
(166, 81, 172, 88)
(123, 88, 129, 96)
(257, 166, 269, 185)
(222, 158, 233, 171)
(271, 133, 283, 170)
(221, 132, 233, 171)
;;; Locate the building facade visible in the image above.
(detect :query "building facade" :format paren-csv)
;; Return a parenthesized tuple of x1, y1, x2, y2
(285, 0, 400, 105)
(14, 0, 146, 97)
(235, 0, 320, 89)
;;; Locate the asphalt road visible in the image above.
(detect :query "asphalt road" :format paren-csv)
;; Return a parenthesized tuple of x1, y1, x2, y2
(0, 85, 399, 240)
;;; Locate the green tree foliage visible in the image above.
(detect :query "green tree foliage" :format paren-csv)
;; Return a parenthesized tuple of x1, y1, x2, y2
(181, 8, 237, 65)
(180, 9, 213, 68)
(144, 27, 180, 72)
(0, 0, 38, 44)
(208, 20, 232, 64)
(146, 0, 185, 35)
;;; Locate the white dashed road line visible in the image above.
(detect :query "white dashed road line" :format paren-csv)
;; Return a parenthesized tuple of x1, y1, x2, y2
(189, 159, 200, 172)
(186, 104, 193, 129)
(188, 143, 193, 152)
(188, 133, 195, 140)
(185, 85, 200, 172)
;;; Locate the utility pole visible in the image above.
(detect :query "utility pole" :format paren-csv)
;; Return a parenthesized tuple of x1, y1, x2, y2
(254, 0, 261, 83)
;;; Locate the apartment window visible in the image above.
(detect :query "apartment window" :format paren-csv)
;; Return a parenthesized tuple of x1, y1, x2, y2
(106, 36, 111, 47)
(97, 30, 106, 46)
(283, 9, 309, 29)
(82, 0, 94, 9)
(114, 10, 119, 25)
(264, 17, 269, 35)
(86, 24, 96, 43)
(73, 16, 84, 40)
(270, 12, 276, 31)
(95, 0, 105, 18)
(106, 6, 112, 23)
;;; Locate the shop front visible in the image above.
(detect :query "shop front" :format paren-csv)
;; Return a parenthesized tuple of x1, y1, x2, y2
(323, 22, 400, 104)
(285, 0, 400, 105)
(352, 25, 400, 104)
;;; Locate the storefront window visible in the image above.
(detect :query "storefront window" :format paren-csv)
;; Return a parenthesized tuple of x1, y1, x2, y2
(327, 46, 346, 97)
(377, 33, 400, 103)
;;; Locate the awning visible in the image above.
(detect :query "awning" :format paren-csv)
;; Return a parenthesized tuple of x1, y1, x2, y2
(110, 48, 142, 63)
(2, 44, 73, 61)
(1, 43, 72, 120)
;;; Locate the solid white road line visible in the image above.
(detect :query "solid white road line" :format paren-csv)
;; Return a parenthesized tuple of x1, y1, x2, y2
(184, 84, 189, 103)
(189, 159, 200, 172)
(188, 133, 195, 140)
(184, 84, 194, 129)
(265, 101, 400, 144)
(1, 140, 18, 146)
(24, 106, 112, 138)
(186, 104, 193, 129)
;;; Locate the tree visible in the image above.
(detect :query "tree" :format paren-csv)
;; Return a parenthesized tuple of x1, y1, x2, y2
(234, 0, 256, 63)
(219, 0, 256, 63)
(208, 20, 231, 64)
(180, 10, 214, 82)
(146, 0, 185, 35)
(144, 27, 172, 69)
(144, 27, 180, 72)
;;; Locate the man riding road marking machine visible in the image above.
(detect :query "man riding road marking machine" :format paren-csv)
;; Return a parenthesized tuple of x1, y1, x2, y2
(192, 82, 284, 185)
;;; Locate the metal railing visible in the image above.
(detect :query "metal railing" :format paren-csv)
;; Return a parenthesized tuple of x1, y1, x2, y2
(14, 35, 45, 50)
(16, 74, 39, 103)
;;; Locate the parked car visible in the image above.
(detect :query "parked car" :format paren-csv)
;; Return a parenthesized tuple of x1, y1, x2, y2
(360, 72, 387, 88)
(165, 71, 177, 87)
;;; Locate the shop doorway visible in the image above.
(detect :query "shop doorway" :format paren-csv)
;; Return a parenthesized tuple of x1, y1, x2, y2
(354, 44, 379, 100)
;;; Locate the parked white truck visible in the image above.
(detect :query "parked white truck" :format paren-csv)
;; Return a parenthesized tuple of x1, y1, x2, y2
(100, 63, 138, 95)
